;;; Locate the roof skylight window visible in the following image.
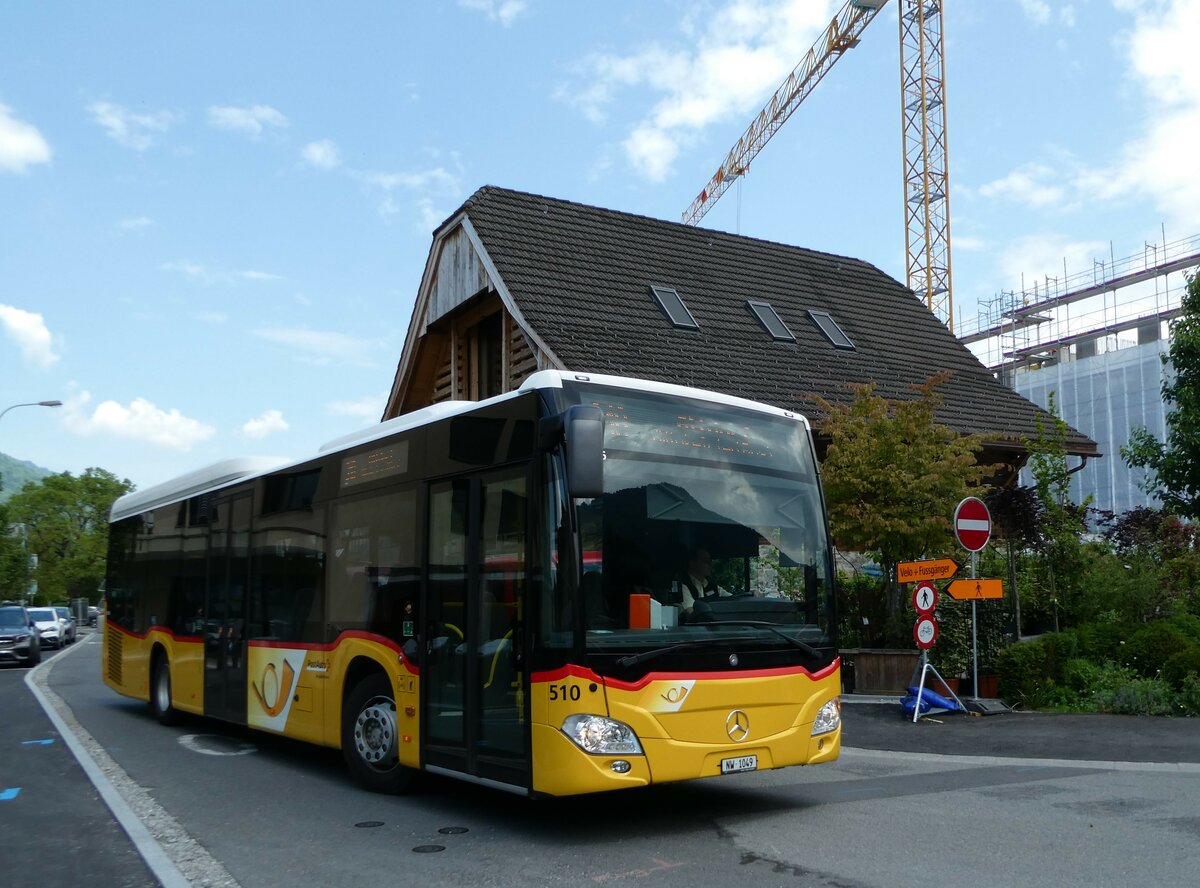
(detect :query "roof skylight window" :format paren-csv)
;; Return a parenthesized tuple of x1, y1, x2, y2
(650, 286, 699, 330)
(746, 300, 795, 342)
(807, 310, 855, 350)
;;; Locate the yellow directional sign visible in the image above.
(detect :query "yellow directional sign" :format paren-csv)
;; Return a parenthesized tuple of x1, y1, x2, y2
(946, 578, 1004, 600)
(897, 558, 959, 583)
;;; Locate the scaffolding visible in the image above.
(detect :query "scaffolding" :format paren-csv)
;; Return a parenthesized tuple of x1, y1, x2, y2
(958, 232, 1199, 515)
(959, 232, 1200, 375)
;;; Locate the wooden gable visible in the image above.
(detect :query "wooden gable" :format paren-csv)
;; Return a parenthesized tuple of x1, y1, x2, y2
(385, 220, 551, 418)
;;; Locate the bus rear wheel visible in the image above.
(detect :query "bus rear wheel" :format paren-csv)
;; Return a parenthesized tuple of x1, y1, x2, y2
(150, 655, 177, 726)
(342, 674, 414, 793)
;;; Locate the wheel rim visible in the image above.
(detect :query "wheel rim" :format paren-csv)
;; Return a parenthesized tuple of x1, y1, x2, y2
(155, 665, 171, 713)
(353, 695, 398, 770)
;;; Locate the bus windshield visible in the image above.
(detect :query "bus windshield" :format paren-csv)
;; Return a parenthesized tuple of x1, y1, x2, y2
(565, 384, 835, 673)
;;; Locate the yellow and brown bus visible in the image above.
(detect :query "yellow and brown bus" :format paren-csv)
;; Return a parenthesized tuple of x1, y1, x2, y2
(103, 371, 841, 796)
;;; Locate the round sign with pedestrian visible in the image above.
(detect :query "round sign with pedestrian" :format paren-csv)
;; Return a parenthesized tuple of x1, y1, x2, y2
(914, 615, 939, 649)
(913, 581, 938, 614)
(954, 496, 992, 552)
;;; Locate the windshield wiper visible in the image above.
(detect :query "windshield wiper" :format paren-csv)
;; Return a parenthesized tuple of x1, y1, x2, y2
(615, 640, 712, 668)
(692, 620, 820, 657)
(613, 622, 821, 668)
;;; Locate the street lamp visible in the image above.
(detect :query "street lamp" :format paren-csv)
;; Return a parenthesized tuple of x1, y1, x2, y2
(0, 400, 63, 423)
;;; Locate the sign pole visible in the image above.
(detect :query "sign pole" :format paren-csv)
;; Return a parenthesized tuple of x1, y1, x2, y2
(970, 550, 978, 701)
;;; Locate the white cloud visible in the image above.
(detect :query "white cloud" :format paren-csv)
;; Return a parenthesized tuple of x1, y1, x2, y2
(327, 394, 385, 419)
(0, 103, 51, 173)
(193, 310, 228, 324)
(255, 326, 373, 365)
(977, 162, 1067, 208)
(301, 139, 341, 169)
(560, 0, 841, 181)
(998, 235, 1110, 290)
(241, 409, 288, 439)
(983, 1, 1200, 228)
(353, 166, 460, 218)
(458, 0, 528, 27)
(1017, 0, 1052, 25)
(207, 104, 288, 137)
(118, 216, 154, 231)
(88, 100, 177, 150)
(0, 304, 59, 367)
(63, 391, 215, 451)
(161, 261, 281, 284)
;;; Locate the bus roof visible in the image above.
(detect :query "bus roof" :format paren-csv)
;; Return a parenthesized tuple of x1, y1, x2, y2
(108, 371, 810, 523)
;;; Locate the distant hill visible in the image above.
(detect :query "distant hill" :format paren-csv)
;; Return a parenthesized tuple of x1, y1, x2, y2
(0, 452, 53, 503)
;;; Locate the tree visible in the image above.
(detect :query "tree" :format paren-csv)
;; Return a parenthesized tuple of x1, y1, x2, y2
(5, 468, 134, 603)
(985, 484, 1044, 636)
(1026, 392, 1091, 631)
(814, 372, 989, 633)
(0, 501, 35, 600)
(1122, 271, 1200, 519)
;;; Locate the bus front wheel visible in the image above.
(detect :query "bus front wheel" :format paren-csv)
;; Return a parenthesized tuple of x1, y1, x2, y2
(150, 655, 177, 726)
(342, 674, 414, 793)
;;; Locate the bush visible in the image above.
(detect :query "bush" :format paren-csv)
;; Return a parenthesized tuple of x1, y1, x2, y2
(1062, 657, 1103, 693)
(1070, 621, 1134, 662)
(1090, 672, 1178, 716)
(1162, 647, 1200, 690)
(995, 639, 1049, 706)
(1179, 674, 1200, 716)
(1121, 622, 1195, 677)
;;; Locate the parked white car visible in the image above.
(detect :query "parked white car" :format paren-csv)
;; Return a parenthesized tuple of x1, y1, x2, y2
(53, 606, 76, 644)
(27, 607, 62, 649)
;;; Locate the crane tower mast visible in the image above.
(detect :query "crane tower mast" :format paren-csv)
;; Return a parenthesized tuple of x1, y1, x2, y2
(899, 0, 953, 330)
(682, 0, 955, 331)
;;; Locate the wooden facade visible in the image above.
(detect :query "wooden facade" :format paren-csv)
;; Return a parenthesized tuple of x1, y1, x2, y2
(385, 222, 550, 420)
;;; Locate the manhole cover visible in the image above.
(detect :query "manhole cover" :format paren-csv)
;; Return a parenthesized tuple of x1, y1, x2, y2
(355, 821, 385, 828)
(413, 845, 446, 854)
(438, 827, 469, 835)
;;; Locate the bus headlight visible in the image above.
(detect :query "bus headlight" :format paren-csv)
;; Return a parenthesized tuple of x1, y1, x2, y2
(811, 698, 841, 736)
(561, 714, 644, 755)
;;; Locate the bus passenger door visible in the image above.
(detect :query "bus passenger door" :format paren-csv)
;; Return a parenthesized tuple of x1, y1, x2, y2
(425, 466, 528, 788)
(205, 492, 252, 723)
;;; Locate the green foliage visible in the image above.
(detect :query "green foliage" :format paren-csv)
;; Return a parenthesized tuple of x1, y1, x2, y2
(1121, 621, 1196, 677)
(1069, 620, 1136, 663)
(1025, 392, 1092, 627)
(1089, 669, 1181, 716)
(995, 638, 1050, 705)
(1122, 271, 1200, 519)
(1162, 648, 1200, 690)
(815, 373, 988, 626)
(5, 468, 134, 603)
(0, 501, 35, 598)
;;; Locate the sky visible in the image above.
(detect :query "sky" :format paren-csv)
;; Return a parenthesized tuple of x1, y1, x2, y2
(2, 0, 1198, 494)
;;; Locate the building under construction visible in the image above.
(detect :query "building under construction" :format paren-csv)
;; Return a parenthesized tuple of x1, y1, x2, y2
(958, 233, 1200, 516)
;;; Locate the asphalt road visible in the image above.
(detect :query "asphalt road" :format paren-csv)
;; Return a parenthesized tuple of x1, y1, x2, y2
(12, 635, 1200, 888)
(0, 633, 157, 888)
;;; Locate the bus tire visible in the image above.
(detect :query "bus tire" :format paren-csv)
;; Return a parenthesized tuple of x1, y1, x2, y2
(150, 654, 178, 726)
(342, 673, 414, 794)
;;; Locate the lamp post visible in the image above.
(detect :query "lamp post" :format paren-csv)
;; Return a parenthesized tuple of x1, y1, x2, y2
(0, 400, 63, 423)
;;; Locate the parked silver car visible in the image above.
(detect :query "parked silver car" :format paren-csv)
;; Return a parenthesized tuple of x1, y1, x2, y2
(53, 606, 77, 644)
(27, 607, 62, 649)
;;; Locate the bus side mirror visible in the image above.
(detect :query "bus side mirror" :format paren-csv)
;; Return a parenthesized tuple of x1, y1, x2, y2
(564, 405, 604, 499)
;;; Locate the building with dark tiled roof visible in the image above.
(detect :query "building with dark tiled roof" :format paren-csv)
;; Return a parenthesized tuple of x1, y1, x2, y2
(384, 186, 1098, 476)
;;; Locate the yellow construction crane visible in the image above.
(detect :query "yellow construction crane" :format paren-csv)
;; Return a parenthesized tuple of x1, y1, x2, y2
(682, 0, 955, 331)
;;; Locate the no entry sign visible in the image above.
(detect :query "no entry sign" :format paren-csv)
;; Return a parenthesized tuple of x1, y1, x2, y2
(954, 496, 992, 552)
